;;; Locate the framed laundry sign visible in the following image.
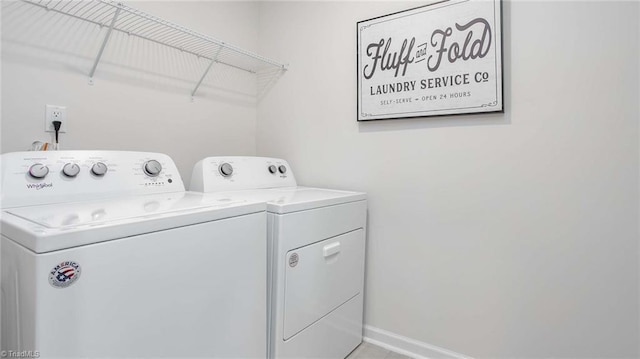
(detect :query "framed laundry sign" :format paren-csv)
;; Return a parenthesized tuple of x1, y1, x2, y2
(357, 0, 503, 121)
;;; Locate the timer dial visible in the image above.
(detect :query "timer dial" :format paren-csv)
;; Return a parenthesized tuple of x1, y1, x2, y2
(91, 162, 108, 176)
(143, 160, 162, 177)
(28, 163, 49, 179)
(62, 163, 80, 177)
(268, 165, 277, 174)
(278, 165, 287, 174)
(218, 163, 233, 177)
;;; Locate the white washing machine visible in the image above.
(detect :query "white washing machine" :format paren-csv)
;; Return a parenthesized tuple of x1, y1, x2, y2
(190, 157, 367, 359)
(1, 151, 267, 358)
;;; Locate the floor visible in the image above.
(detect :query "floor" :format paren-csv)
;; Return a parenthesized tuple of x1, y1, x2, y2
(346, 342, 413, 359)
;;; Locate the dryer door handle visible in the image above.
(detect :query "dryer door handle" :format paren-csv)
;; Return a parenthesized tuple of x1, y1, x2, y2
(323, 242, 341, 257)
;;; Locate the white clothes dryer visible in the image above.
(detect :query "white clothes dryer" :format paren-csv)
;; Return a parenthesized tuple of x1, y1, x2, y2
(1, 151, 267, 358)
(190, 157, 367, 359)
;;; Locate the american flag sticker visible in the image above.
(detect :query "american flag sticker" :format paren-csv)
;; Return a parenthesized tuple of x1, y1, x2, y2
(48, 261, 82, 288)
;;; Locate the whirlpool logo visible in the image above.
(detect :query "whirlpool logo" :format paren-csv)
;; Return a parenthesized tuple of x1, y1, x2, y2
(26, 183, 53, 190)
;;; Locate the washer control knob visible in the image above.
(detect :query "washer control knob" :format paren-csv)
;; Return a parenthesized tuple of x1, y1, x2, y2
(268, 165, 277, 174)
(62, 163, 80, 178)
(143, 160, 162, 177)
(91, 162, 108, 176)
(219, 163, 233, 177)
(278, 165, 287, 174)
(28, 163, 49, 179)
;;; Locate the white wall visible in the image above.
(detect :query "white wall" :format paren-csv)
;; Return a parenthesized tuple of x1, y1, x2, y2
(1, 1, 261, 185)
(2, 1, 639, 357)
(257, 1, 640, 358)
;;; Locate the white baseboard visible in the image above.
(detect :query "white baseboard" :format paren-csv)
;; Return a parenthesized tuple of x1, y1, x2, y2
(363, 325, 473, 359)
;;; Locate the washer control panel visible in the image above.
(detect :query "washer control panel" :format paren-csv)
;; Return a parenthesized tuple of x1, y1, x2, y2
(190, 157, 297, 192)
(1, 151, 185, 208)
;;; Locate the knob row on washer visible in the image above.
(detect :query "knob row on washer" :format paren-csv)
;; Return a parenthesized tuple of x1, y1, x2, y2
(28, 162, 108, 179)
(28, 160, 162, 179)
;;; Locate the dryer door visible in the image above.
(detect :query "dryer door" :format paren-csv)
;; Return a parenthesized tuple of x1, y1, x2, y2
(283, 229, 365, 340)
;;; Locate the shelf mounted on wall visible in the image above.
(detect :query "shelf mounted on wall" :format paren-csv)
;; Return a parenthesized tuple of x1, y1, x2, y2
(20, 0, 288, 99)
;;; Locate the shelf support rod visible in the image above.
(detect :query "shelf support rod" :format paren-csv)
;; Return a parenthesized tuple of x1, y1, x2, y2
(191, 46, 224, 99)
(89, 7, 122, 85)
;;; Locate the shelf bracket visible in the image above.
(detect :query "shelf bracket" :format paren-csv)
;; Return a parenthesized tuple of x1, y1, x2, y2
(191, 46, 225, 99)
(190, 59, 216, 99)
(89, 7, 122, 85)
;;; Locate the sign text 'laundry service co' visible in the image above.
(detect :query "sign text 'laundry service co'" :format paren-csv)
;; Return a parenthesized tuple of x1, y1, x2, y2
(357, 0, 503, 121)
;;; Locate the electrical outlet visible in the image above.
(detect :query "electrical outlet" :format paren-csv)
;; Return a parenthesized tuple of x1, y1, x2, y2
(44, 105, 68, 133)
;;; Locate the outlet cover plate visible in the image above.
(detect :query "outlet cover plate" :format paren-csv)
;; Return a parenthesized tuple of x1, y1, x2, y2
(45, 105, 67, 133)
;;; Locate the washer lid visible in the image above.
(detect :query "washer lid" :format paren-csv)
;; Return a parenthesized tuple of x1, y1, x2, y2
(1, 192, 265, 253)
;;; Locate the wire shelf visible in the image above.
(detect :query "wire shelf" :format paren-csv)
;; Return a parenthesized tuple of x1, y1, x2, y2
(19, 0, 288, 98)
